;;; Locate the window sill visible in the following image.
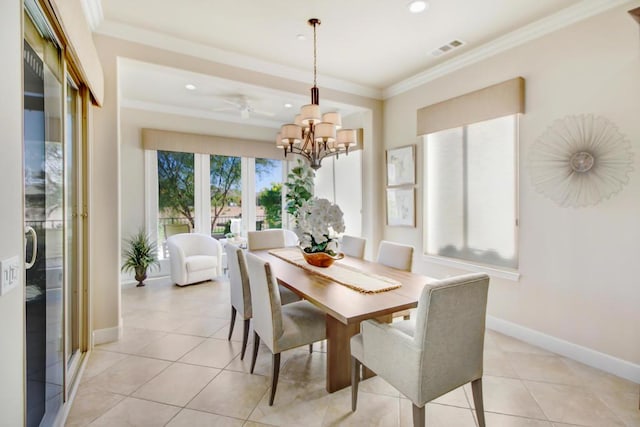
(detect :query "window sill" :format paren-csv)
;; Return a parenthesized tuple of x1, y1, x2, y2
(421, 254, 520, 282)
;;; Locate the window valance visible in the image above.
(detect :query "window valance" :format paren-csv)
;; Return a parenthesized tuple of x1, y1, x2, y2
(417, 77, 525, 136)
(142, 128, 285, 160)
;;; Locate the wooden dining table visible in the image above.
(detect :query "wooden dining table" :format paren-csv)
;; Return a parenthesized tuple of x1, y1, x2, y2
(250, 249, 436, 393)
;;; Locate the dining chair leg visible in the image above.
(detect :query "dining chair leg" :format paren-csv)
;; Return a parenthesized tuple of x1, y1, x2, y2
(240, 319, 250, 360)
(412, 404, 425, 427)
(227, 306, 237, 341)
(351, 356, 361, 412)
(471, 378, 486, 427)
(250, 331, 260, 374)
(268, 353, 281, 406)
(309, 343, 313, 353)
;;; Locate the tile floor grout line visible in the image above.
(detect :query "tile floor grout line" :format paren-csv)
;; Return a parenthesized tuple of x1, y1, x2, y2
(180, 363, 225, 410)
(71, 278, 639, 427)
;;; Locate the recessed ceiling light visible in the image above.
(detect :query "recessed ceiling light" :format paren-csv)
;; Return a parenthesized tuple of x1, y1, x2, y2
(408, 0, 428, 13)
(185, 84, 196, 90)
(284, 103, 293, 109)
(296, 34, 306, 41)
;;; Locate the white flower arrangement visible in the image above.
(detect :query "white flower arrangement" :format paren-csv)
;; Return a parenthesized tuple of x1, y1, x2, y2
(295, 197, 345, 254)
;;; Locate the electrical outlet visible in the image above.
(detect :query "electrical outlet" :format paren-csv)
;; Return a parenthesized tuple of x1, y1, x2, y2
(0, 256, 20, 296)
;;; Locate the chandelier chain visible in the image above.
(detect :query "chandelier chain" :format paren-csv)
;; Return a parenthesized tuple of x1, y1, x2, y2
(313, 21, 317, 87)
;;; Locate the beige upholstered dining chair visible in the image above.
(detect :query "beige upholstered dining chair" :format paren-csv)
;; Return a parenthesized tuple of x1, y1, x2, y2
(350, 273, 490, 427)
(225, 244, 300, 360)
(245, 252, 327, 406)
(247, 229, 286, 251)
(376, 240, 414, 271)
(377, 240, 414, 319)
(340, 235, 366, 259)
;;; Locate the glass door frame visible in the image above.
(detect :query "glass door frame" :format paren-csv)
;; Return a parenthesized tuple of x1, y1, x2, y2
(61, 67, 89, 399)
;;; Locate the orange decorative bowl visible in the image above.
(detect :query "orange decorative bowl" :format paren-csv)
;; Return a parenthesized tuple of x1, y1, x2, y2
(300, 249, 344, 268)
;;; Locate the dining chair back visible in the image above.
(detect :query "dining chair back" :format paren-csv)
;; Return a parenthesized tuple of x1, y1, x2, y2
(340, 235, 366, 259)
(376, 240, 414, 271)
(247, 229, 286, 250)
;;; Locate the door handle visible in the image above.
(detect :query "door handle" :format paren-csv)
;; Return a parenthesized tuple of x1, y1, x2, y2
(25, 226, 37, 269)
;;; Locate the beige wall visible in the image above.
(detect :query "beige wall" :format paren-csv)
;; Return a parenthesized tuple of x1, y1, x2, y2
(92, 34, 384, 335)
(91, 37, 122, 337)
(0, 0, 25, 425)
(383, 4, 640, 366)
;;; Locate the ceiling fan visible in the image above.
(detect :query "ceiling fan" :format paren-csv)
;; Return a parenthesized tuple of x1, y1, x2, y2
(213, 95, 275, 120)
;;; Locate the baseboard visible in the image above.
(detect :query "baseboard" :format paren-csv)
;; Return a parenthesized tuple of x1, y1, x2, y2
(486, 315, 640, 383)
(92, 323, 122, 345)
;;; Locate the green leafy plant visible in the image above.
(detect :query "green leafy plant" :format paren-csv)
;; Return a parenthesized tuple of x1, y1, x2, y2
(121, 229, 160, 287)
(284, 159, 315, 224)
(259, 182, 283, 228)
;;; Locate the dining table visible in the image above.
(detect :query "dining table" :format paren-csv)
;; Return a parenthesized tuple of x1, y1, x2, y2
(250, 248, 436, 393)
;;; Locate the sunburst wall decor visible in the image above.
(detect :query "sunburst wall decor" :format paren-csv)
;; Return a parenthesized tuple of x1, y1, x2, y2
(529, 114, 633, 208)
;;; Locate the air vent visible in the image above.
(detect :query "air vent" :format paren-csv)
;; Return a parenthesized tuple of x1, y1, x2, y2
(430, 39, 465, 57)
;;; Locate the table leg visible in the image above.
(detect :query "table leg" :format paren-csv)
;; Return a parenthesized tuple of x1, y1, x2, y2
(326, 315, 360, 393)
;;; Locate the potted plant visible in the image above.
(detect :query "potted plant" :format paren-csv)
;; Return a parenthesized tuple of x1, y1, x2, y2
(295, 197, 346, 267)
(284, 159, 315, 225)
(121, 229, 160, 287)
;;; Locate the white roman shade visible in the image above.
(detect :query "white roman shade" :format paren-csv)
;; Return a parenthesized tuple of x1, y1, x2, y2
(417, 77, 525, 136)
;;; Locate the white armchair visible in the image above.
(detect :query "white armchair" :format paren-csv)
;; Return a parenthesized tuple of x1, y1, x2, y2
(167, 233, 223, 286)
(351, 273, 490, 427)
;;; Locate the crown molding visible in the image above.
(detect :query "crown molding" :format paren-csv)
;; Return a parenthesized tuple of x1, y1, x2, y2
(80, 0, 103, 31)
(384, 0, 632, 99)
(95, 20, 383, 100)
(120, 98, 282, 130)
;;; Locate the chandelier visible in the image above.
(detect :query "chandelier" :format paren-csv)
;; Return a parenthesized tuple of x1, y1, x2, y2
(276, 18, 357, 170)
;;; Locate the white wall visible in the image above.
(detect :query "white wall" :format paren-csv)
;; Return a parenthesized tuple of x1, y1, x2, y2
(0, 0, 25, 425)
(383, 3, 640, 372)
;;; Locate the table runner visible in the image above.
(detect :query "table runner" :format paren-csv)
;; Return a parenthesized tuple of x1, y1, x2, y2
(268, 247, 401, 294)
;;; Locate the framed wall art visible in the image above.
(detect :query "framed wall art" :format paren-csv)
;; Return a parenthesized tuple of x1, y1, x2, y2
(386, 145, 415, 186)
(386, 187, 415, 227)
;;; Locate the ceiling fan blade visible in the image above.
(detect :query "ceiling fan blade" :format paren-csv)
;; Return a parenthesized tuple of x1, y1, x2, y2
(223, 98, 243, 108)
(212, 107, 237, 112)
(252, 109, 276, 117)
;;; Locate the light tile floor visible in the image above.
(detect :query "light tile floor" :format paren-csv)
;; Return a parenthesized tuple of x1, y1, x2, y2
(66, 278, 640, 426)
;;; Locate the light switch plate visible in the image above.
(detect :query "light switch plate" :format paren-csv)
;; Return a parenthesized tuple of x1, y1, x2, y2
(0, 256, 20, 296)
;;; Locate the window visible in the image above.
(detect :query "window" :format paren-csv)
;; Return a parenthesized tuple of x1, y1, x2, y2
(148, 149, 287, 255)
(255, 158, 283, 230)
(424, 115, 518, 269)
(157, 150, 194, 245)
(210, 155, 241, 236)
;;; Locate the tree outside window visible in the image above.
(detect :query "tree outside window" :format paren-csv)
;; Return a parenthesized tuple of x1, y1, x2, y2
(157, 150, 194, 230)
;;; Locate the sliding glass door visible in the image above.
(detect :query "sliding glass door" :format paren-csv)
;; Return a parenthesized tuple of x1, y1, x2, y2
(24, 4, 88, 425)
